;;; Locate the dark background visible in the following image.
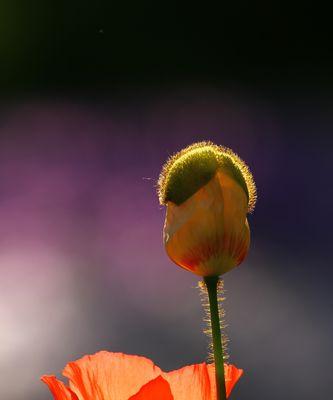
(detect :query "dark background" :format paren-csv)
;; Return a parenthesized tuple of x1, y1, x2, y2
(1, 2, 333, 91)
(0, 2, 332, 399)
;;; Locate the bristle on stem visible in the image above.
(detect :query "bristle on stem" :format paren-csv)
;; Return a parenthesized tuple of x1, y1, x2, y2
(198, 280, 229, 363)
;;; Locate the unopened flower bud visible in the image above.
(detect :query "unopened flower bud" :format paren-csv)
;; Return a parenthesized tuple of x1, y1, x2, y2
(158, 141, 256, 277)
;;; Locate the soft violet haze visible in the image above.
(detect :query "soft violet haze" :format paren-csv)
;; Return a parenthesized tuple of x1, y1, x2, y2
(0, 87, 332, 399)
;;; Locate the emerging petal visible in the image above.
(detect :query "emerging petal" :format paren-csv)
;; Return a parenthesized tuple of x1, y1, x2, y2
(129, 375, 174, 400)
(164, 170, 250, 276)
(62, 351, 163, 400)
(41, 375, 79, 400)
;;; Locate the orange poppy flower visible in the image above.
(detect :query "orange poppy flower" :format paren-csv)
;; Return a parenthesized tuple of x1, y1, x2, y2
(42, 351, 243, 399)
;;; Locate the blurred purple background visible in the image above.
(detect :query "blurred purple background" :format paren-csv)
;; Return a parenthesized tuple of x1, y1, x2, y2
(0, 86, 332, 399)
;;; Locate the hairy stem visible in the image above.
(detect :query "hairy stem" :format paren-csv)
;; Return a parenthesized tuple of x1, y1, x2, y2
(204, 276, 226, 400)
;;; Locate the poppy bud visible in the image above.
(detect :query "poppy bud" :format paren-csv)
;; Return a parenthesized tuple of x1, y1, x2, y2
(158, 141, 256, 277)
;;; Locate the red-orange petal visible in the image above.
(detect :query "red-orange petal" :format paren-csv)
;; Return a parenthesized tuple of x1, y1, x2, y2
(62, 351, 163, 400)
(42, 351, 243, 400)
(129, 375, 174, 400)
(41, 375, 79, 400)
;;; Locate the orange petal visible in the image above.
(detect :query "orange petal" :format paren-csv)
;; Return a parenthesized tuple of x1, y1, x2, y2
(129, 375, 174, 400)
(164, 362, 243, 400)
(63, 351, 163, 400)
(41, 375, 79, 400)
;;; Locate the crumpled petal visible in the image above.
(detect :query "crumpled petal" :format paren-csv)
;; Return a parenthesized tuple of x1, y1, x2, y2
(129, 375, 174, 400)
(163, 362, 213, 400)
(62, 351, 162, 400)
(41, 375, 79, 400)
(222, 363, 244, 398)
(163, 362, 243, 400)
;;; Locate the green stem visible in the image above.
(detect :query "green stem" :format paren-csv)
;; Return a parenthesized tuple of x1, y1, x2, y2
(204, 276, 226, 400)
